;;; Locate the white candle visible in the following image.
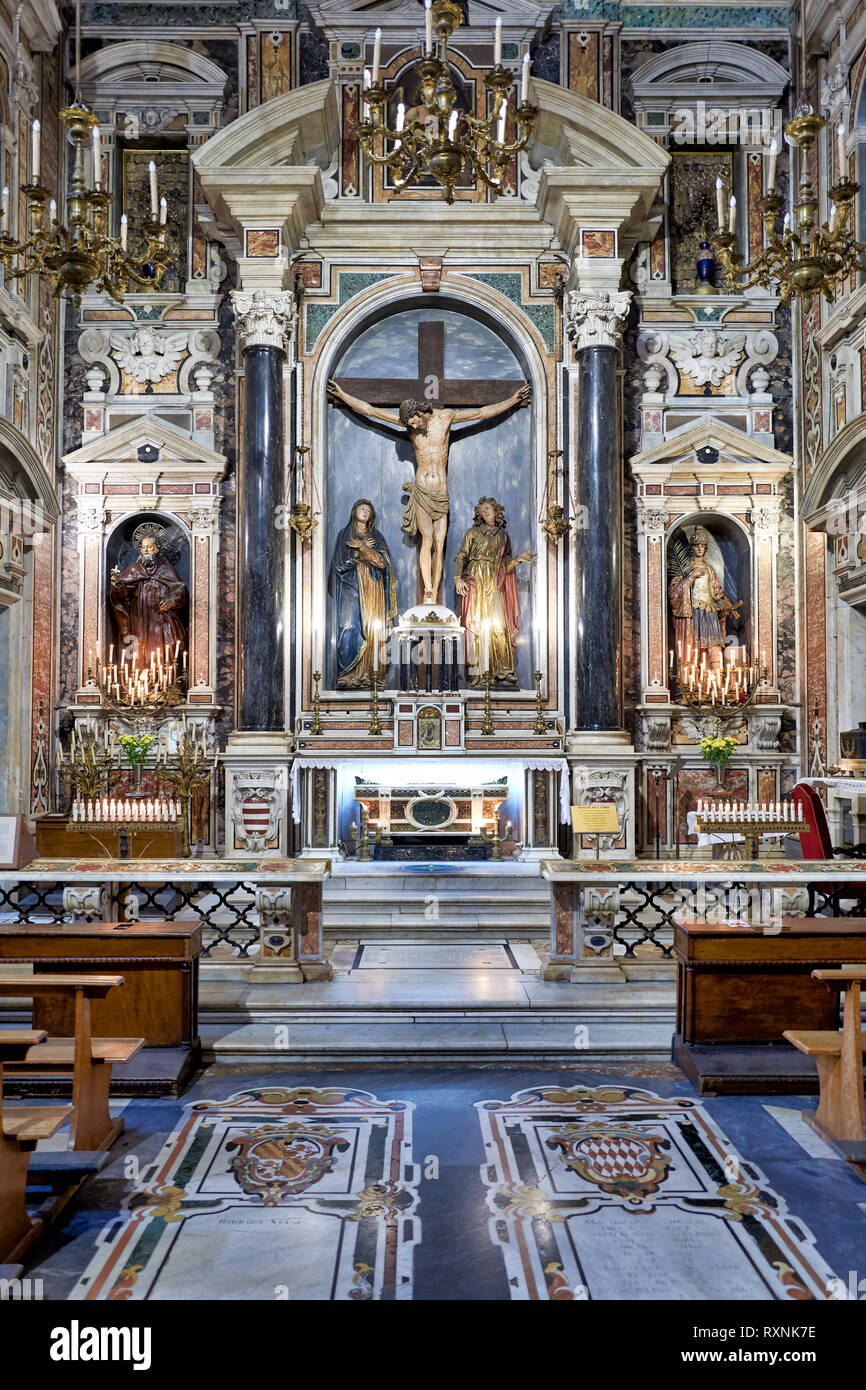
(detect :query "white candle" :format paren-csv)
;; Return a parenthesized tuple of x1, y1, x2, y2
(47, 198, 56, 227)
(497, 98, 506, 145)
(148, 160, 158, 216)
(92, 126, 102, 188)
(715, 177, 725, 229)
(31, 119, 40, 182)
(520, 52, 530, 104)
(494, 16, 502, 65)
(829, 202, 837, 233)
(132, 800, 139, 822)
(797, 801, 803, 822)
(72, 799, 78, 822)
(783, 211, 790, 236)
(728, 194, 737, 234)
(837, 121, 847, 177)
(159, 196, 167, 226)
(448, 109, 458, 142)
(1, 185, 8, 222)
(425, 0, 432, 54)
(372, 27, 382, 84)
(362, 68, 371, 120)
(396, 102, 405, 133)
(766, 137, 777, 192)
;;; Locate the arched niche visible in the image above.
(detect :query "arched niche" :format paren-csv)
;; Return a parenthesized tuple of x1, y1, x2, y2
(666, 513, 752, 667)
(323, 294, 535, 689)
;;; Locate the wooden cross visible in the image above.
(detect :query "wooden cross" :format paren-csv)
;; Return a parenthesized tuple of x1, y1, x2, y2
(333, 320, 523, 409)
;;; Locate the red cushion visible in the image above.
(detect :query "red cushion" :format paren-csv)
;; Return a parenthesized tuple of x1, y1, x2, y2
(791, 782, 833, 859)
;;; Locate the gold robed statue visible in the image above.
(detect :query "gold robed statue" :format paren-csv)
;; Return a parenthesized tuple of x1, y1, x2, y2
(454, 497, 535, 685)
(668, 525, 739, 675)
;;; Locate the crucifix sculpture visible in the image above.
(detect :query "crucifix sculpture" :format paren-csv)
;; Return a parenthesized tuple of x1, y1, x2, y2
(328, 321, 530, 605)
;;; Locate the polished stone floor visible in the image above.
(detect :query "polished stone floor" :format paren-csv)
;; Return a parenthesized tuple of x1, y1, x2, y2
(15, 1063, 866, 1302)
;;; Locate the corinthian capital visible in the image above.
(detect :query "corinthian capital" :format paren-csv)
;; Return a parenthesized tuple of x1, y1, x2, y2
(565, 290, 632, 353)
(231, 289, 296, 352)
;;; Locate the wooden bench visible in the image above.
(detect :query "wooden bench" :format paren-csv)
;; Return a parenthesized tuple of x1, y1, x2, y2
(0, 975, 144, 1151)
(784, 966, 866, 1152)
(0, 1030, 73, 1263)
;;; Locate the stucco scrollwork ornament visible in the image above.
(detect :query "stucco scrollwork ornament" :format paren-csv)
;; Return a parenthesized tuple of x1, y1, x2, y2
(820, 63, 849, 117)
(75, 502, 105, 536)
(751, 505, 780, 538)
(670, 329, 746, 388)
(63, 884, 113, 922)
(189, 504, 221, 535)
(109, 327, 189, 384)
(573, 768, 630, 851)
(749, 714, 782, 751)
(635, 331, 678, 395)
(231, 289, 296, 353)
(736, 330, 780, 396)
(639, 715, 671, 751)
(638, 504, 667, 537)
(565, 291, 632, 353)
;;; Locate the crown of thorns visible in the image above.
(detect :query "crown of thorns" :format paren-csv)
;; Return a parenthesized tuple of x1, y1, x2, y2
(399, 398, 433, 426)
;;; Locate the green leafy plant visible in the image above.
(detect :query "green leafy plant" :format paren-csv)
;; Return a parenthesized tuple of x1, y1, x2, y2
(118, 732, 155, 766)
(699, 734, 739, 768)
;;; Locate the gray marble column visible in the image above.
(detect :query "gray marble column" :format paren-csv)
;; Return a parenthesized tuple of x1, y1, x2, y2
(231, 289, 295, 730)
(566, 291, 631, 733)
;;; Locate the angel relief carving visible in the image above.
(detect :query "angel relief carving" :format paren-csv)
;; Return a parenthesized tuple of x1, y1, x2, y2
(109, 327, 189, 386)
(669, 329, 745, 389)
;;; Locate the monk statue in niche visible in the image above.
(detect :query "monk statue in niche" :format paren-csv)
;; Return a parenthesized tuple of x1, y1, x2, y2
(327, 379, 530, 605)
(109, 523, 188, 664)
(668, 525, 738, 675)
(454, 496, 535, 685)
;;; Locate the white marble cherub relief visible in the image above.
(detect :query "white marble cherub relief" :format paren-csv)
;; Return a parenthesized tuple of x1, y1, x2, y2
(109, 327, 188, 385)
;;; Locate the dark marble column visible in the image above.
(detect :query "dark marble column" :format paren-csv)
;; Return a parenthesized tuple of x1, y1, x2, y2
(568, 291, 631, 733)
(232, 289, 295, 730)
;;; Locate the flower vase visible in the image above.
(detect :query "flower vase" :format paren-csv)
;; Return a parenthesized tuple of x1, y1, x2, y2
(715, 761, 725, 787)
(133, 760, 142, 791)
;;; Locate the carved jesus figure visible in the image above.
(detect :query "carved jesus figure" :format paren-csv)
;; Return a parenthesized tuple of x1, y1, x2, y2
(327, 379, 531, 604)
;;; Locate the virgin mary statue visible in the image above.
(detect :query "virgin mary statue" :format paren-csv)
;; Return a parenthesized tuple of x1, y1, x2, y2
(329, 499, 398, 688)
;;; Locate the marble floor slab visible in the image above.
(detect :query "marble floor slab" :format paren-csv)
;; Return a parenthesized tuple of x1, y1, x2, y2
(19, 1065, 866, 1303)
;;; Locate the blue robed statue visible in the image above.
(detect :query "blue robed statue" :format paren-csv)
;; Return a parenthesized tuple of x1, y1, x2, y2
(329, 499, 398, 688)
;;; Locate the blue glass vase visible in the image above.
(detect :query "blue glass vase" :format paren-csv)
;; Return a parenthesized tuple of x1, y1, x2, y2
(696, 240, 716, 294)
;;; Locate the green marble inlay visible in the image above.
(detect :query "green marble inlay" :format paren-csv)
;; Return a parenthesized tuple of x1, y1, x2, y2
(555, 1, 789, 25)
(304, 271, 397, 352)
(341, 42, 361, 58)
(133, 303, 166, 321)
(464, 272, 556, 353)
(692, 303, 727, 322)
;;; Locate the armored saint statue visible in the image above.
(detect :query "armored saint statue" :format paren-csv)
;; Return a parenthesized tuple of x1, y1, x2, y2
(329, 499, 398, 688)
(327, 379, 530, 604)
(109, 524, 188, 662)
(454, 497, 535, 685)
(668, 526, 738, 674)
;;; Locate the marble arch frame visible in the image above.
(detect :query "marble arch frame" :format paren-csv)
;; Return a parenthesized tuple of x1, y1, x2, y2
(303, 275, 554, 703)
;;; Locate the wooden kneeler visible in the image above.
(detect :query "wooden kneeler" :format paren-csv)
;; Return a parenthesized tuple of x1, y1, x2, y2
(0, 975, 143, 1151)
(0, 1030, 73, 1264)
(784, 966, 866, 1152)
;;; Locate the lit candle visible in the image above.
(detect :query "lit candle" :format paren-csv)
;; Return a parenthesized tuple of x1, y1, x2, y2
(132, 800, 139, 822)
(520, 52, 530, 105)
(765, 137, 777, 192)
(372, 27, 382, 84)
(425, 0, 433, 55)
(728, 194, 737, 234)
(494, 16, 502, 65)
(160, 196, 167, 226)
(829, 202, 837, 233)
(448, 109, 458, 142)
(92, 126, 102, 188)
(148, 160, 158, 216)
(715, 177, 725, 229)
(837, 121, 847, 177)
(120, 212, 128, 252)
(396, 102, 405, 133)
(31, 119, 40, 182)
(47, 198, 56, 227)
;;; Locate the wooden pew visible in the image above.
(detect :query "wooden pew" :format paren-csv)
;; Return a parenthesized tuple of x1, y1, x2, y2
(0, 975, 143, 1151)
(784, 966, 866, 1156)
(0, 1029, 73, 1263)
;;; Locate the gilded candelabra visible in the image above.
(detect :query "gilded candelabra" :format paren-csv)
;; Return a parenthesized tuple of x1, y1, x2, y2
(94, 649, 186, 715)
(310, 670, 324, 736)
(480, 671, 495, 736)
(56, 723, 116, 803)
(368, 671, 383, 736)
(155, 722, 216, 858)
(533, 669, 547, 735)
(358, 0, 538, 204)
(711, 0, 865, 303)
(0, 0, 171, 304)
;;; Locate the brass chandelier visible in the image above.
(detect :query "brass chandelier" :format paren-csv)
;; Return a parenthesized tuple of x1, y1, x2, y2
(712, 0, 865, 303)
(358, 0, 538, 204)
(0, 0, 170, 303)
